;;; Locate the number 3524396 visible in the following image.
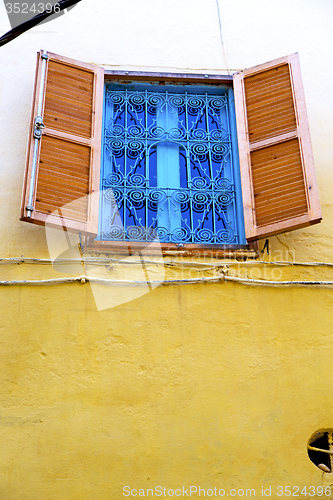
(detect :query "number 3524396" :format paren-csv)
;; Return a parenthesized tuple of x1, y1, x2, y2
(276, 486, 332, 496)
(5, 3, 60, 14)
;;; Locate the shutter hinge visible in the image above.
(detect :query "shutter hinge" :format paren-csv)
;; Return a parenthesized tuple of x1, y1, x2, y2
(33, 115, 45, 139)
(41, 53, 49, 60)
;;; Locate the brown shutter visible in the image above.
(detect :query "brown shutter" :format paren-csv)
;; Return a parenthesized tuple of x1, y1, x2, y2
(233, 53, 321, 241)
(21, 50, 104, 235)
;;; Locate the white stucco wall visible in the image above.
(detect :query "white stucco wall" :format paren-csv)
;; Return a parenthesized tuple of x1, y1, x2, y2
(0, 0, 332, 259)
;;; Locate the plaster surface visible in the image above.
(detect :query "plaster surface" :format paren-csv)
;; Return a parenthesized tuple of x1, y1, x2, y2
(0, 1, 333, 498)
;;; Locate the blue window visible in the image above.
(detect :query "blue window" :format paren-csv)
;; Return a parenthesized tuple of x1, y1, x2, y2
(97, 81, 246, 246)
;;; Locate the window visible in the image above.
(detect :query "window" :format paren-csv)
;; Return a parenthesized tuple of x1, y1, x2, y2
(97, 81, 246, 246)
(20, 51, 322, 251)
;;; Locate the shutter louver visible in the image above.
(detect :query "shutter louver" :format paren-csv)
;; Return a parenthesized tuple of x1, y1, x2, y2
(21, 51, 104, 235)
(233, 53, 321, 241)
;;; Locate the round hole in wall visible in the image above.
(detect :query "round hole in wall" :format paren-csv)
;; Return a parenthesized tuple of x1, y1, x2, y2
(308, 429, 333, 472)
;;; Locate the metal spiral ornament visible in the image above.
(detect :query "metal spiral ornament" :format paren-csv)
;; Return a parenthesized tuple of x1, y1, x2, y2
(171, 227, 190, 243)
(100, 85, 242, 245)
(127, 225, 146, 240)
(107, 225, 124, 239)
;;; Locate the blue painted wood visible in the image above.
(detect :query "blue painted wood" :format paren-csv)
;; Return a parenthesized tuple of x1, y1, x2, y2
(156, 98, 181, 238)
(228, 88, 246, 245)
(96, 83, 108, 241)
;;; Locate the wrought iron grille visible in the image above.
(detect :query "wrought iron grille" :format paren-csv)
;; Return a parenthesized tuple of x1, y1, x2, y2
(98, 83, 245, 245)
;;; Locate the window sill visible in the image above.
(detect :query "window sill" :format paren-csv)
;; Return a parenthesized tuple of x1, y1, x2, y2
(86, 239, 259, 259)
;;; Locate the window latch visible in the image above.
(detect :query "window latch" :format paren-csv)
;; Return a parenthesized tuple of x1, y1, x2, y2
(33, 115, 45, 139)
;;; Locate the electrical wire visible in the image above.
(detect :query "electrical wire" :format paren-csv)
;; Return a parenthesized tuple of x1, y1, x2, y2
(2, 257, 333, 268)
(224, 276, 333, 287)
(2, 274, 333, 288)
(214, 0, 231, 75)
(0, 275, 220, 286)
(2, 256, 333, 287)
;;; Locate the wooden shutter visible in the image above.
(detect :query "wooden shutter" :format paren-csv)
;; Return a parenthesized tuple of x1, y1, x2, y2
(233, 53, 321, 241)
(20, 50, 104, 235)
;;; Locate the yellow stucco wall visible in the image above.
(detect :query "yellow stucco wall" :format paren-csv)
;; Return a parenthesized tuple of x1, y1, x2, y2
(1, 1, 333, 498)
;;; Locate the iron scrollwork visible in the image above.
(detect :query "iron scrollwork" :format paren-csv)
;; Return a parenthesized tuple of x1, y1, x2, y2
(99, 86, 241, 244)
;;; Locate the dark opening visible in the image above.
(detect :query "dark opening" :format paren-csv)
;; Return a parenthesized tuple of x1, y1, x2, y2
(308, 431, 331, 471)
